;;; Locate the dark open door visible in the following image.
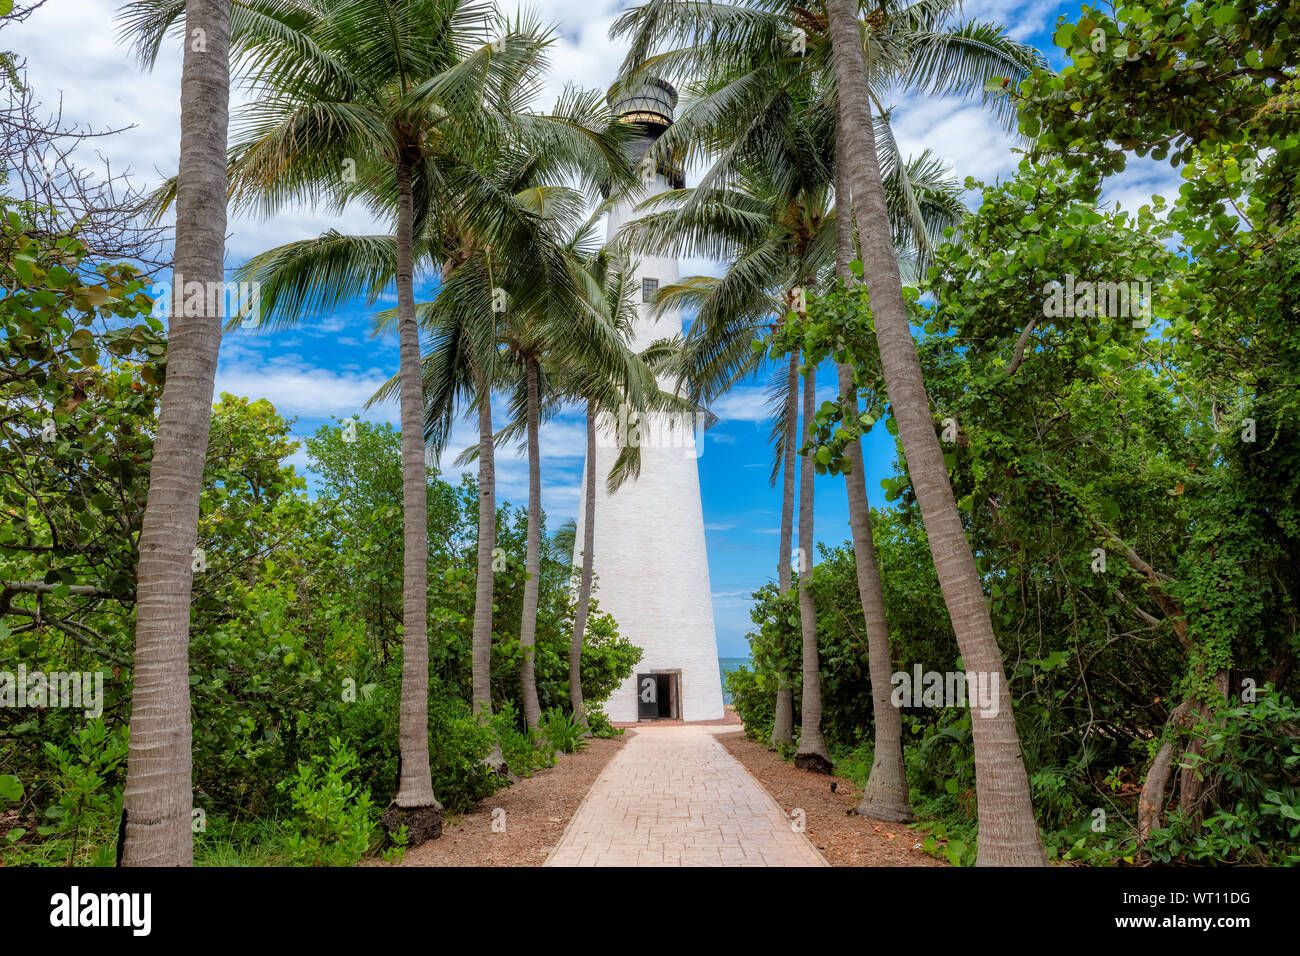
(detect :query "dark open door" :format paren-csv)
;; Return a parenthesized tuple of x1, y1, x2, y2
(637, 674, 658, 719)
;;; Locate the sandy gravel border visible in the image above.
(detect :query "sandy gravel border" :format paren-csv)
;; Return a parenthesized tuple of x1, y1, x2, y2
(395, 735, 628, 867)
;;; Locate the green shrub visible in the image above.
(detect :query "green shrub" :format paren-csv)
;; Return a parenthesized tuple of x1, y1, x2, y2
(571, 608, 643, 705)
(427, 695, 498, 813)
(831, 734, 874, 787)
(380, 825, 409, 863)
(1143, 691, 1300, 865)
(278, 737, 375, 867)
(492, 701, 557, 777)
(539, 708, 589, 754)
(583, 706, 623, 738)
(724, 665, 773, 744)
(5, 722, 127, 867)
(328, 672, 400, 807)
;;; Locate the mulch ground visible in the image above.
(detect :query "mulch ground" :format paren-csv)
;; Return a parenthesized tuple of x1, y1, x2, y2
(393, 735, 627, 867)
(715, 731, 946, 867)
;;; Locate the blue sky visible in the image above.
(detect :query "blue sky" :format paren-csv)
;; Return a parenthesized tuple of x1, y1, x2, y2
(14, 0, 1182, 657)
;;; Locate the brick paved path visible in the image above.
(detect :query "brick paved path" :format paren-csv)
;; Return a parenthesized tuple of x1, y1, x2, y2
(545, 726, 827, 866)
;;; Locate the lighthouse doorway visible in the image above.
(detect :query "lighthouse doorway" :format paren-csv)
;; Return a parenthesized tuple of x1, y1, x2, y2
(636, 671, 681, 720)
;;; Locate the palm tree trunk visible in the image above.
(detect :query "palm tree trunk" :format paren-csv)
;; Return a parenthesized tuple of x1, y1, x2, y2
(834, 131, 911, 822)
(121, 0, 230, 867)
(771, 351, 799, 748)
(794, 362, 831, 772)
(771, 676, 795, 749)
(382, 156, 442, 846)
(472, 363, 509, 775)
(472, 364, 495, 719)
(569, 401, 597, 728)
(519, 356, 543, 730)
(827, 0, 1045, 864)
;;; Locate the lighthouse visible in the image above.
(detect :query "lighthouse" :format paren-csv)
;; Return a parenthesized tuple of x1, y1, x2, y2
(573, 78, 725, 723)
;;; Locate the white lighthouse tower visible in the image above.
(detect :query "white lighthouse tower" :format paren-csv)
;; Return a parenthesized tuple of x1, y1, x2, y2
(573, 78, 725, 723)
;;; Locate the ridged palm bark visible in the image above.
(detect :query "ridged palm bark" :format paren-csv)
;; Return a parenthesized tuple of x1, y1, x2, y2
(120, 0, 229, 867)
(833, 138, 911, 821)
(518, 357, 544, 730)
(569, 401, 598, 725)
(827, 0, 1045, 864)
(391, 158, 441, 831)
(771, 350, 798, 748)
(469, 360, 510, 776)
(794, 362, 831, 772)
(470, 365, 496, 709)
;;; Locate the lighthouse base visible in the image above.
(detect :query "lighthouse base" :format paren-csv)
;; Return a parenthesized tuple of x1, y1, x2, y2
(574, 435, 724, 725)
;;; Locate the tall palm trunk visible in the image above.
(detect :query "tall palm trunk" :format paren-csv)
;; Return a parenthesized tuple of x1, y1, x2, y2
(827, 0, 1045, 864)
(771, 351, 799, 748)
(471, 365, 509, 776)
(384, 156, 442, 845)
(121, 0, 230, 867)
(834, 132, 912, 821)
(569, 401, 597, 728)
(794, 362, 831, 772)
(519, 356, 543, 730)
(472, 364, 495, 719)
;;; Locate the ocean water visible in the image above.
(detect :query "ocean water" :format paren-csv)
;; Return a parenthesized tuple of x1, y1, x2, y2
(717, 657, 752, 705)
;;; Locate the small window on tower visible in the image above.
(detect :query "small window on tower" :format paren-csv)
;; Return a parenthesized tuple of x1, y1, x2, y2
(642, 278, 658, 303)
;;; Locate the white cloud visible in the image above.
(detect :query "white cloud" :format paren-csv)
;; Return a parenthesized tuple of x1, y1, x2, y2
(214, 364, 394, 423)
(964, 0, 1063, 43)
(709, 386, 771, 424)
(1100, 156, 1184, 219)
(523, 418, 590, 461)
(891, 94, 1022, 188)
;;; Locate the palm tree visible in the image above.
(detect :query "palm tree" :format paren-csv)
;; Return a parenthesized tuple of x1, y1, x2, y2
(616, 68, 956, 771)
(116, 0, 230, 868)
(517, 350, 545, 730)
(825, 0, 1048, 864)
(143, 0, 567, 842)
(479, 227, 654, 730)
(570, 397, 598, 724)
(800, 0, 1041, 819)
(833, 118, 913, 819)
(407, 108, 640, 752)
(446, 237, 685, 735)
(613, 0, 1046, 854)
